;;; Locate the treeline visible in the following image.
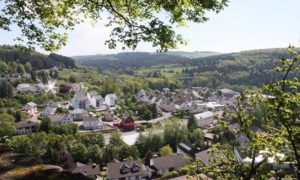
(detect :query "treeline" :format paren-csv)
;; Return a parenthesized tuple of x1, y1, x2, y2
(74, 52, 190, 71)
(0, 45, 75, 70)
(183, 48, 300, 90)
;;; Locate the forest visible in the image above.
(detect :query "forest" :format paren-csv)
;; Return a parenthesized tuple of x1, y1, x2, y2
(76, 48, 300, 91)
(0, 45, 75, 70)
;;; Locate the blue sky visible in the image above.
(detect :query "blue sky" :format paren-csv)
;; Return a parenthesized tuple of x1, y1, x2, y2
(0, 0, 300, 56)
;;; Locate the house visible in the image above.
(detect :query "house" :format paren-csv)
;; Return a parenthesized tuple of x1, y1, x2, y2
(194, 111, 215, 128)
(71, 83, 85, 92)
(16, 120, 38, 134)
(160, 102, 176, 112)
(107, 160, 149, 180)
(49, 114, 73, 125)
(105, 94, 117, 108)
(22, 73, 31, 79)
(176, 142, 195, 157)
(70, 108, 88, 121)
(205, 102, 225, 112)
(11, 73, 21, 79)
(41, 107, 57, 116)
(70, 162, 100, 179)
(87, 91, 105, 109)
(195, 149, 227, 167)
(59, 84, 72, 93)
(83, 115, 102, 130)
(136, 89, 149, 102)
(23, 102, 38, 115)
(114, 115, 135, 131)
(103, 111, 115, 122)
(234, 147, 289, 170)
(43, 99, 57, 108)
(220, 88, 239, 99)
(57, 101, 70, 109)
(17, 84, 36, 93)
(71, 92, 90, 109)
(150, 154, 186, 176)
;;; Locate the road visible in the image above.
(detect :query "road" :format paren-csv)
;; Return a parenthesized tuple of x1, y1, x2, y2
(138, 112, 172, 124)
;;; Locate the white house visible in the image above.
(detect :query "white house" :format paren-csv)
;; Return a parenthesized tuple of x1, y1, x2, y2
(205, 102, 225, 111)
(17, 84, 36, 93)
(23, 102, 38, 115)
(234, 147, 289, 169)
(105, 94, 117, 108)
(71, 92, 90, 109)
(49, 114, 73, 125)
(194, 111, 215, 128)
(83, 115, 103, 130)
(87, 91, 105, 109)
(41, 107, 57, 116)
(70, 108, 88, 121)
(71, 83, 85, 92)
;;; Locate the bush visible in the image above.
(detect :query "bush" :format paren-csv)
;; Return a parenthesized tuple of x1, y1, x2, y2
(160, 171, 179, 179)
(50, 123, 78, 135)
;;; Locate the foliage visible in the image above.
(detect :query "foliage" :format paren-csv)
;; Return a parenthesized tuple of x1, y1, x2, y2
(39, 116, 52, 133)
(0, 46, 75, 70)
(159, 145, 173, 156)
(0, 81, 13, 98)
(0, 1, 227, 51)
(50, 123, 78, 135)
(189, 47, 300, 179)
(0, 113, 16, 137)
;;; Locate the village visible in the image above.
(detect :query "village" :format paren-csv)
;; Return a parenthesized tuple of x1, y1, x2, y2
(8, 73, 287, 180)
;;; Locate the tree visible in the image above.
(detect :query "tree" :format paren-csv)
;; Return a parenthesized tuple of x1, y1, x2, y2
(109, 131, 124, 147)
(39, 116, 52, 133)
(0, 60, 8, 75)
(0, 81, 13, 98)
(190, 47, 300, 179)
(71, 143, 88, 162)
(78, 133, 105, 148)
(0, 113, 16, 137)
(0, 1, 228, 51)
(17, 64, 25, 74)
(24, 62, 32, 73)
(144, 151, 153, 165)
(159, 145, 173, 156)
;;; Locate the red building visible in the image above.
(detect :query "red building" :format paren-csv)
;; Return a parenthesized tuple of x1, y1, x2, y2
(113, 115, 135, 131)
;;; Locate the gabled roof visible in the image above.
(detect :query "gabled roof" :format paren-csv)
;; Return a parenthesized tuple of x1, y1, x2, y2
(152, 154, 186, 170)
(71, 162, 100, 177)
(195, 149, 227, 167)
(194, 111, 214, 119)
(107, 160, 147, 179)
(49, 114, 70, 123)
(26, 102, 37, 107)
(82, 116, 99, 122)
(17, 120, 38, 128)
(70, 108, 87, 114)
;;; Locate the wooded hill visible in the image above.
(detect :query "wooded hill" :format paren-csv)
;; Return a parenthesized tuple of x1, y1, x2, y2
(74, 48, 300, 90)
(0, 45, 75, 70)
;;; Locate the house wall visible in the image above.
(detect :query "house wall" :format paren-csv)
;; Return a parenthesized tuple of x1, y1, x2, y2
(195, 116, 214, 128)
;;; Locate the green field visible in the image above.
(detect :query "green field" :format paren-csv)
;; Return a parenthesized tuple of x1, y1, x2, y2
(137, 65, 195, 78)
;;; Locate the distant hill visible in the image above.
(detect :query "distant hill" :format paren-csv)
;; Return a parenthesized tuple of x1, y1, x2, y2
(73, 52, 191, 70)
(73, 48, 299, 71)
(0, 45, 75, 70)
(162, 51, 221, 58)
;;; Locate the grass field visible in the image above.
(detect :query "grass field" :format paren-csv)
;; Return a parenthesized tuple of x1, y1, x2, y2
(137, 65, 195, 78)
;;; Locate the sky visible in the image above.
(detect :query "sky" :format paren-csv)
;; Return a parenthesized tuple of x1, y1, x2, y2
(0, 0, 300, 56)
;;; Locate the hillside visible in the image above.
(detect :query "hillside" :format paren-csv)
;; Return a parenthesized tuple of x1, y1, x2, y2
(0, 45, 75, 70)
(74, 47, 300, 90)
